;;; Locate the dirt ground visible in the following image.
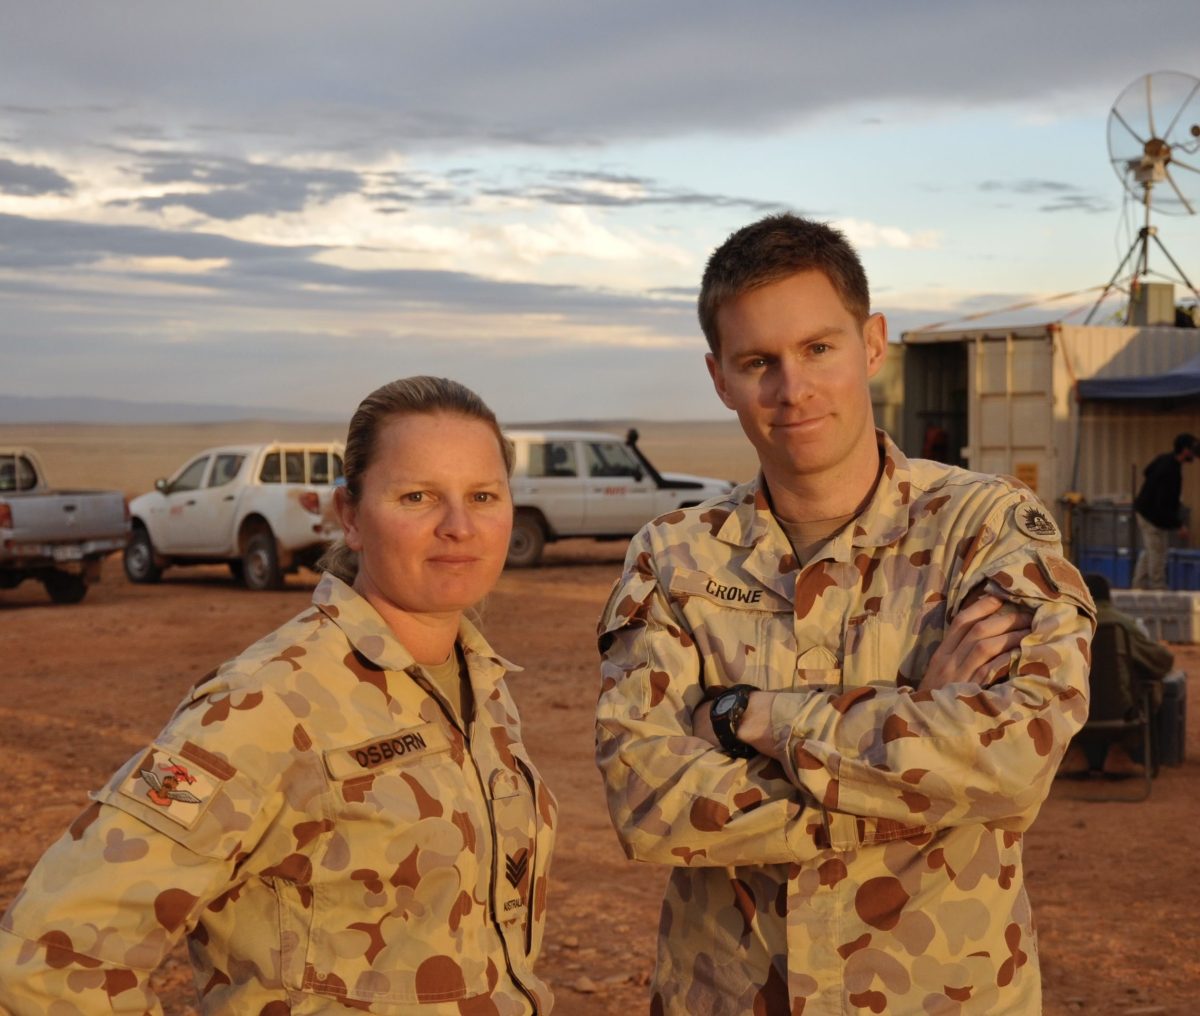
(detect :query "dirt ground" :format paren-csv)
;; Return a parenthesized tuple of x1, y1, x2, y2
(2, 549, 1198, 1015)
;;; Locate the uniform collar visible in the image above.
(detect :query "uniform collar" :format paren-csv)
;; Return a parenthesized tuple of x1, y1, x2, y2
(311, 572, 521, 679)
(716, 430, 913, 566)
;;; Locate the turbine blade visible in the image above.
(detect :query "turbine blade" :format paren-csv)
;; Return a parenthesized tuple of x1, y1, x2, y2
(1112, 106, 1147, 147)
(1163, 79, 1200, 140)
(1146, 74, 1157, 137)
(1164, 168, 1195, 214)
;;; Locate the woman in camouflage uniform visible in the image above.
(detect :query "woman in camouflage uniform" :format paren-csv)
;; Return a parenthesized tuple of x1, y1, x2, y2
(0, 377, 557, 1014)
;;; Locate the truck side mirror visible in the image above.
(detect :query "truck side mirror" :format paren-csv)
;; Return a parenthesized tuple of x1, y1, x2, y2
(155, 478, 168, 493)
(632, 466, 644, 483)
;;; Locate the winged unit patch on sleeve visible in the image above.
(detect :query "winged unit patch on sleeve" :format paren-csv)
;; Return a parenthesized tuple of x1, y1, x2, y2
(119, 746, 220, 828)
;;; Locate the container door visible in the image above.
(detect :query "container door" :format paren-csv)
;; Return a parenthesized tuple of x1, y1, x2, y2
(969, 334, 1056, 501)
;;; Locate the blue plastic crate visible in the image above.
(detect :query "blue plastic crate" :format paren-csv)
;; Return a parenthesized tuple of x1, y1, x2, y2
(1167, 549, 1200, 591)
(1077, 548, 1134, 588)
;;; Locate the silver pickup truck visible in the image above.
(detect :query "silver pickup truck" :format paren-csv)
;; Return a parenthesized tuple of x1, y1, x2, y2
(0, 448, 129, 603)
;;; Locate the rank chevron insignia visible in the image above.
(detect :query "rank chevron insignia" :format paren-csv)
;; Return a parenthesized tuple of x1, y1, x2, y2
(505, 849, 529, 888)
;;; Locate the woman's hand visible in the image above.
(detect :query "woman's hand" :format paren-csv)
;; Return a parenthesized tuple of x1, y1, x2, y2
(923, 593, 1033, 692)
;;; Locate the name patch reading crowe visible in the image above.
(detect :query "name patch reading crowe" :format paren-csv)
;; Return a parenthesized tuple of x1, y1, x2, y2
(324, 723, 450, 780)
(667, 567, 788, 612)
(705, 579, 763, 604)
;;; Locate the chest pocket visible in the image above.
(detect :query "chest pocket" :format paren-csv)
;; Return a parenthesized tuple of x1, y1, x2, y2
(669, 568, 799, 691)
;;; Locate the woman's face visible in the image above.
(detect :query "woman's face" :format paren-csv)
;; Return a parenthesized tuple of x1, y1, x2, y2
(337, 412, 512, 623)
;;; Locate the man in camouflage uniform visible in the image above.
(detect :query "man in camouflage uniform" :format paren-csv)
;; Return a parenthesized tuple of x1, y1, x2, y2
(595, 214, 1094, 1014)
(0, 572, 555, 1013)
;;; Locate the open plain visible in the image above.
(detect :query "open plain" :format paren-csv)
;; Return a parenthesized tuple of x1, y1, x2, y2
(1, 421, 1197, 1014)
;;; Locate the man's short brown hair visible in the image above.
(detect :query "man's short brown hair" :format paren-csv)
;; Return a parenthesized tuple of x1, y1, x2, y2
(698, 213, 871, 354)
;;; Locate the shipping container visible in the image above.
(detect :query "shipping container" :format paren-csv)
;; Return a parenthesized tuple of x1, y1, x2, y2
(899, 323, 1200, 534)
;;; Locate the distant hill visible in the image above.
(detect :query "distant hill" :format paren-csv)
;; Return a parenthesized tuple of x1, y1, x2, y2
(0, 393, 338, 424)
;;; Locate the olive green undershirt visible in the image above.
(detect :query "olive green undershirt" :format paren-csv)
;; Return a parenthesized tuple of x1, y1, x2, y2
(775, 512, 856, 566)
(421, 643, 473, 727)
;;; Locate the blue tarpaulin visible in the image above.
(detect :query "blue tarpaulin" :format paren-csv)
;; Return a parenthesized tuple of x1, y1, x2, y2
(1077, 352, 1200, 400)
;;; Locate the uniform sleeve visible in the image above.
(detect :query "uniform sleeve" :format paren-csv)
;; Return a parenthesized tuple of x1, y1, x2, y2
(0, 721, 282, 1013)
(764, 496, 1095, 848)
(595, 537, 829, 869)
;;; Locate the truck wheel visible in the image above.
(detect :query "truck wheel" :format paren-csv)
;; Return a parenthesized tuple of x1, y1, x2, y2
(243, 531, 283, 590)
(507, 512, 545, 568)
(124, 528, 163, 583)
(43, 572, 88, 604)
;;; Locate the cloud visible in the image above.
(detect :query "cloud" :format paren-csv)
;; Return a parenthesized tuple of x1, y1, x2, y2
(978, 178, 1112, 215)
(483, 170, 784, 212)
(0, 157, 73, 196)
(1, 3, 1194, 153)
(833, 218, 940, 250)
(0, 211, 323, 269)
(979, 179, 1074, 194)
(112, 152, 363, 221)
(1038, 194, 1113, 214)
(0, 211, 697, 334)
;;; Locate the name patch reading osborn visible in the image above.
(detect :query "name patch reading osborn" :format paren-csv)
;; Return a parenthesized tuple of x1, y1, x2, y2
(324, 723, 450, 780)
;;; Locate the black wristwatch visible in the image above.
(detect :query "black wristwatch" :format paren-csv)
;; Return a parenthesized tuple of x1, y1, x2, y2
(709, 684, 758, 759)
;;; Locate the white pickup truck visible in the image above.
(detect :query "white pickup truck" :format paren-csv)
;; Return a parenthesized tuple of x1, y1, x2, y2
(504, 429, 734, 566)
(0, 448, 129, 603)
(125, 442, 345, 590)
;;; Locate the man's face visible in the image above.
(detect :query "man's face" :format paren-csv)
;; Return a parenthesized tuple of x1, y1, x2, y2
(706, 269, 887, 484)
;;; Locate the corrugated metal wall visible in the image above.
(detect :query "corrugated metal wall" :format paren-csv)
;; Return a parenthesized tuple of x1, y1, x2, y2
(1059, 324, 1200, 379)
(869, 344, 905, 438)
(1076, 403, 1200, 515)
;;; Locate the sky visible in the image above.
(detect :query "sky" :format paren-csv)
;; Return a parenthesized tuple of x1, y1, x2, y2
(3, 1, 1200, 423)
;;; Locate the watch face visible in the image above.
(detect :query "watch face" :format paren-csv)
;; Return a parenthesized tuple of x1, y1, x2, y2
(713, 695, 735, 717)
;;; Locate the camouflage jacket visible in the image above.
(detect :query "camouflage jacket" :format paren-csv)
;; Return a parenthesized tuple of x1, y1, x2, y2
(596, 433, 1094, 1015)
(0, 574, 556, 1014)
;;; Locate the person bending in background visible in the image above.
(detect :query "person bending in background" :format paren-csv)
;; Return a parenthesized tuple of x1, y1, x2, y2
(1060, 571, 1175, 777)
(595, 213, 1095, 1014)
(1133, 432, 1197, 589)
(0, 376, 556, 1014)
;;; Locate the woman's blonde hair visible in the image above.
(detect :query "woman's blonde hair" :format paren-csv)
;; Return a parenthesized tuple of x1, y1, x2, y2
(319, 376, 512, 583)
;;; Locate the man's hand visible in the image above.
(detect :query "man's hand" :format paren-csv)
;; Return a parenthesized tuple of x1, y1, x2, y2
(922, 593, 1032, 692)
(693, 698, 718, 746)
(693, 592, 1031, 759)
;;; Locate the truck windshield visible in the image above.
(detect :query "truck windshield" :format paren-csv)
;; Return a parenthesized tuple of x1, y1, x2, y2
(586, 442, 641, 478)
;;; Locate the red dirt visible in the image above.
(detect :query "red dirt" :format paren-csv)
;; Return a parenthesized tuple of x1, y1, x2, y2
(2, 549, 1197, 1015)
